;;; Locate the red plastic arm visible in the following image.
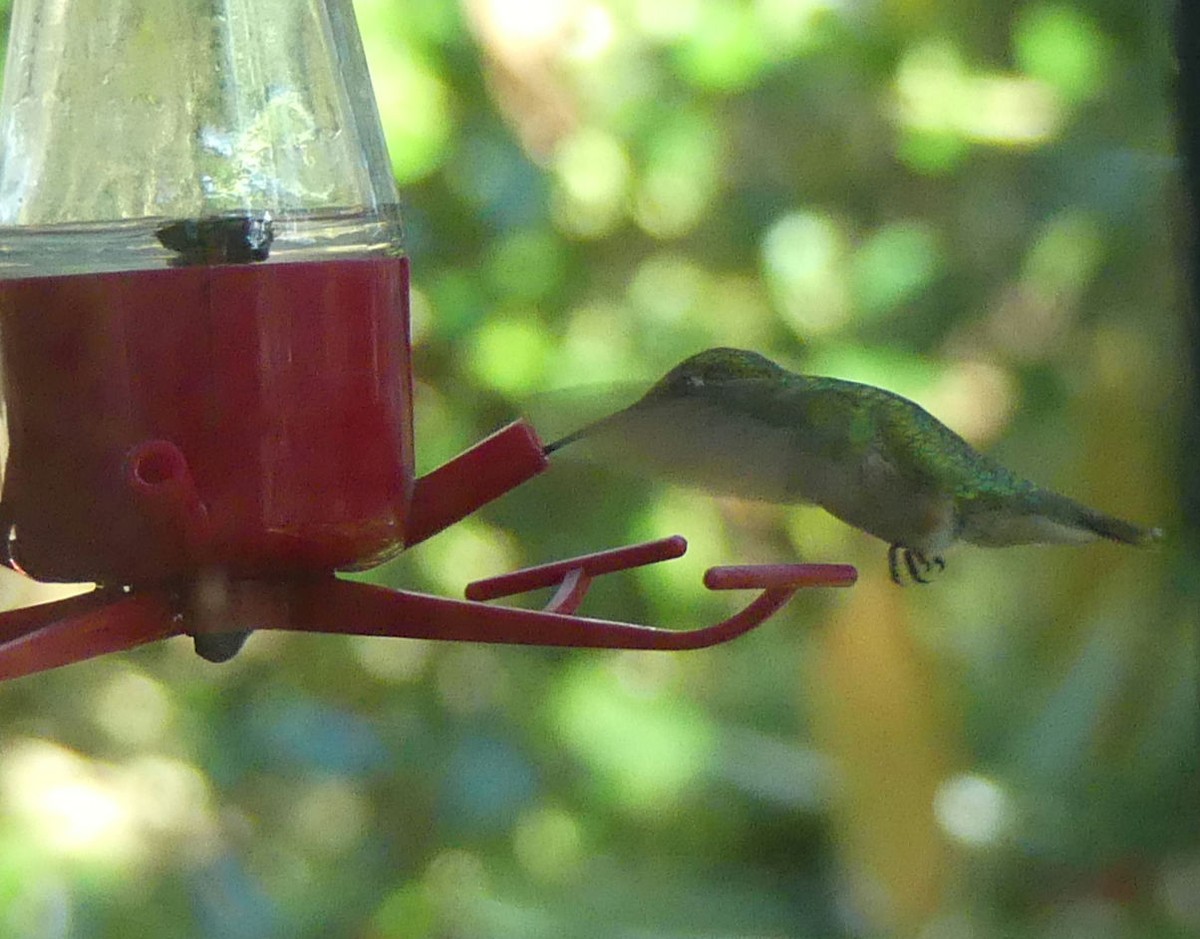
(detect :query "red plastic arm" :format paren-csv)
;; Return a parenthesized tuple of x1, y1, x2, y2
(465, 536, 687, 602)
(0, 590, 179, 681)
(704, 563, 858, 590)
(269, 577, 805, 650)
(265, 549, 856, 650)
(467, 538, 857, 619)
(405, 420, 549, 548)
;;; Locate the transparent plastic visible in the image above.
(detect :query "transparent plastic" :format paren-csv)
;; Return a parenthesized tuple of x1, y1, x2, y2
(0, 0, 402, 274)
(0, 1, 396, 221)
(0, 0, 413, 584)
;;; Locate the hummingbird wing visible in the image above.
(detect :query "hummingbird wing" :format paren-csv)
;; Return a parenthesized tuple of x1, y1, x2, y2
(553, 375, 956, 540)
(552, 380, 803, 502)
(548, 374, 963, 510)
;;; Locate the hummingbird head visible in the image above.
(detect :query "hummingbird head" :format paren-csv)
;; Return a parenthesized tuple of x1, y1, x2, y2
(642, 348, 789, 400)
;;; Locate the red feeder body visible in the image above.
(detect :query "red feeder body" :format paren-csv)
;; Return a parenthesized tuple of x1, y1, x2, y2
(0, 257, 413, 583)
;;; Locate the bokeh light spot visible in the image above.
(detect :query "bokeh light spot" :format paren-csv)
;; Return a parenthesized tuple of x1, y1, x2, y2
(633, 112, 721, 239)
(633, 487, 731, 612)
(469, 315, 554, 394)
(477, 0, 574, 49)
(635, 0, 703, 42)
(436, 645, 509, 716)
(289, 779, 369, 857)
(755, 0, 843, 54)
(923, 359, 1017, 448)
(891, 39, 1063, 158)
(1022, 210, 1104, 296)
(761, 210, 851, 336)
(552, 127, 631, 237)
(513, 805, 584, 884)
(565, 4, 618, 63)
(92, 667, 174, 747)
(850, 220, 943, 317)
(554, 659, 715, 812)
(895, 129, 971, 175)
(1014, 3, 1113, 103)
(2, 743, 138, 860)
(409, 284, 433, 348)
(933, 774, 1010, 847)
(414, 517, 521, 597)
(628, 252, 711, 326)
(372, 881, 436, 939)
(351, 635, 432, 684)
(673, 0, 771, 91)
(485, 228, 567, 305)
(554, 299, 641, 387)
(0, 741, 217, 865)
(362, 46, 453, 184)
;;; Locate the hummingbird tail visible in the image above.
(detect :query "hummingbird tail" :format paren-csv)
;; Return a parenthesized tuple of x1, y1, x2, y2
(1073, 504, 1163, 546)
(1029, 489, 1163, 547)
(961, 488, 1163, 548)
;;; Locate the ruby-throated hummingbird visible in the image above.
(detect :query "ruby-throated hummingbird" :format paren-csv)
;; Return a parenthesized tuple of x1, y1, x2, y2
(544, 348, 1162, 584)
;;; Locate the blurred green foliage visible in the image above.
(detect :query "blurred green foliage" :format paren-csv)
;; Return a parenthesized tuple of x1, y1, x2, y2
(0, 0, 1194, 937)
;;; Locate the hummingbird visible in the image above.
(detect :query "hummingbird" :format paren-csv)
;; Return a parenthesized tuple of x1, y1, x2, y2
(543, 348, 1162, 584)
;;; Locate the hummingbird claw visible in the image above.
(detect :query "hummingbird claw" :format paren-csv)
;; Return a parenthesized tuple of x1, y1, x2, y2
(904, 549, 931, 584)
(888, 544, 903, 585)
(888, 545, 942, 585)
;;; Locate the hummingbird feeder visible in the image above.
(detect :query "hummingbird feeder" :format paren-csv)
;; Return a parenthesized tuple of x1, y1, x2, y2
(0, 0, 855, 681)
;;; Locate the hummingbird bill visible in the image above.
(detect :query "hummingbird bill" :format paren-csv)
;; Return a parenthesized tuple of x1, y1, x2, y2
(543, 348, 1162, 585)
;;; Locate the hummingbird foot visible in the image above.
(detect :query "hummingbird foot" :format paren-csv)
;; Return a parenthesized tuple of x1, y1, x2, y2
(888, 545, 945, 585)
